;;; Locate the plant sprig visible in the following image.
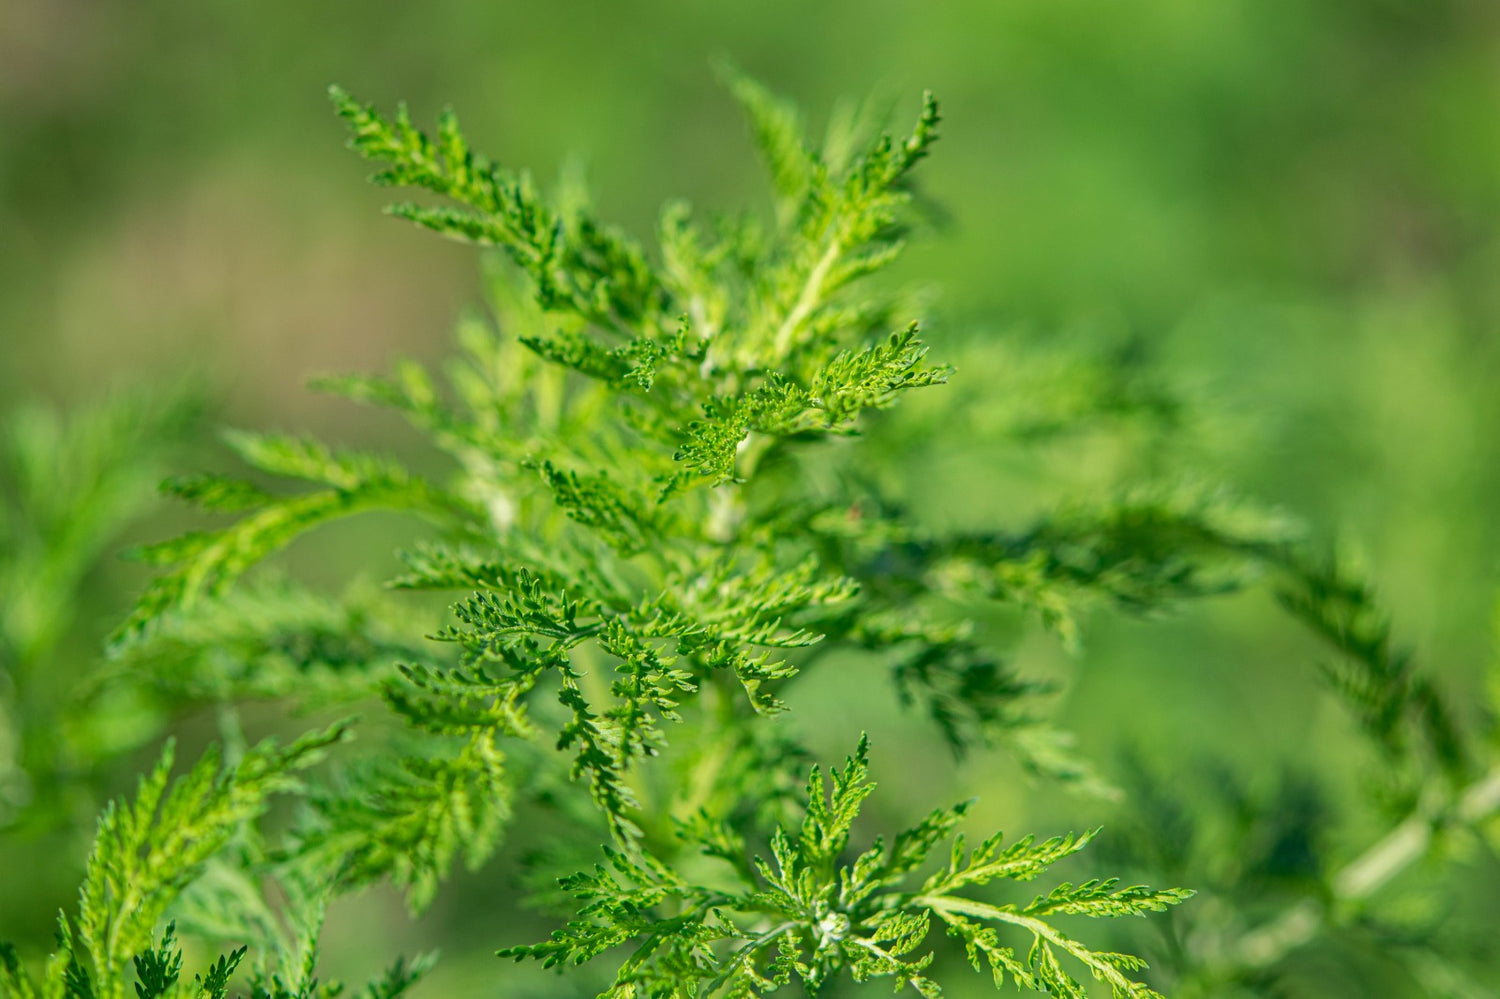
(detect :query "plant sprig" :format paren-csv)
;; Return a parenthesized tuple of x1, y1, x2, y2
(503, 738, 1188, 997)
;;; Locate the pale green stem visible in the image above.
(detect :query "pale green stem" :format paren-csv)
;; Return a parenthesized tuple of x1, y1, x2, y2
(770, 235, 842, 361)
(1229, 762, 1500, 973)
(919, 894, 1137, 992)
(704, 922, 797, 995)
(674, 676, 739, 821)
(214, 699, 247, 767)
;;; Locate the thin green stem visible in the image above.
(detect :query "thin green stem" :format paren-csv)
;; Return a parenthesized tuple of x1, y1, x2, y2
(703, 921, 796, 995)
(919, 894, 1140, 992)
(770, 233, 842, 361)
(1227, 762, 1500, 974)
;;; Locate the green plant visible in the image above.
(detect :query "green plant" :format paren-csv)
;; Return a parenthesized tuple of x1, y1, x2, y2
(2, 72, 1496, 999)
(0, 388, 200, 831)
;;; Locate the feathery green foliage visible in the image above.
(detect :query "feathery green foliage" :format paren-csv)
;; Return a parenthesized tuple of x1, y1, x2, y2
(54, 72, 1182, 994)
(1273, 551, 1472, 787)
(5, 67, 1496, 999)
(1, 726, 338, 999)
(502, 737, 1187, 997)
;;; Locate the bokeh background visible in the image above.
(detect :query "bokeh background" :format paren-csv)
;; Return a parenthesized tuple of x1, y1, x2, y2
(3, 1, 1500, 995)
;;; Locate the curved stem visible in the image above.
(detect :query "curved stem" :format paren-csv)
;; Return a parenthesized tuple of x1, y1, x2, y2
(704, 922, 797, 995)
(1228, 762, 1500, 973)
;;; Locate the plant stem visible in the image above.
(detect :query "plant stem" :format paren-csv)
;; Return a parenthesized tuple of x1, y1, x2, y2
(703, 922, 796, 995)
(675, 674, 738, 821)
(770, 234, 842, 361)
(919, 895, 1140, 992)
(1228, 763, 1500, 973)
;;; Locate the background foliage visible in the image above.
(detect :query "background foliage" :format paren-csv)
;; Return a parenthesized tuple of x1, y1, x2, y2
(3, 1, 1499, 996)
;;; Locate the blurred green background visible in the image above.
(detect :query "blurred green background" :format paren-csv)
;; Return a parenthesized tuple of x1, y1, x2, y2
(3, 0, 1499, 995)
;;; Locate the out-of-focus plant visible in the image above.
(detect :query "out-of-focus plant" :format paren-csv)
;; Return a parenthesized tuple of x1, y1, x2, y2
(0, 388, 199, 830)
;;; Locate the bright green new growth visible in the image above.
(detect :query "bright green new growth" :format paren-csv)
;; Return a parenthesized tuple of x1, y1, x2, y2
(1, 722, 392, 999)
(2, 62, 1491, 999)
(74, 73, 1190, 994)
(0, 722, 438, 999)
(20, 71, 1398, 997)
(502, 738, 1189, 998)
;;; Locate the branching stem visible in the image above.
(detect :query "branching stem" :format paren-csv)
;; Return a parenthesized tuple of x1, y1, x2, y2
(919, 895, 1139, 992)
(1228, 763, 1500, 974)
